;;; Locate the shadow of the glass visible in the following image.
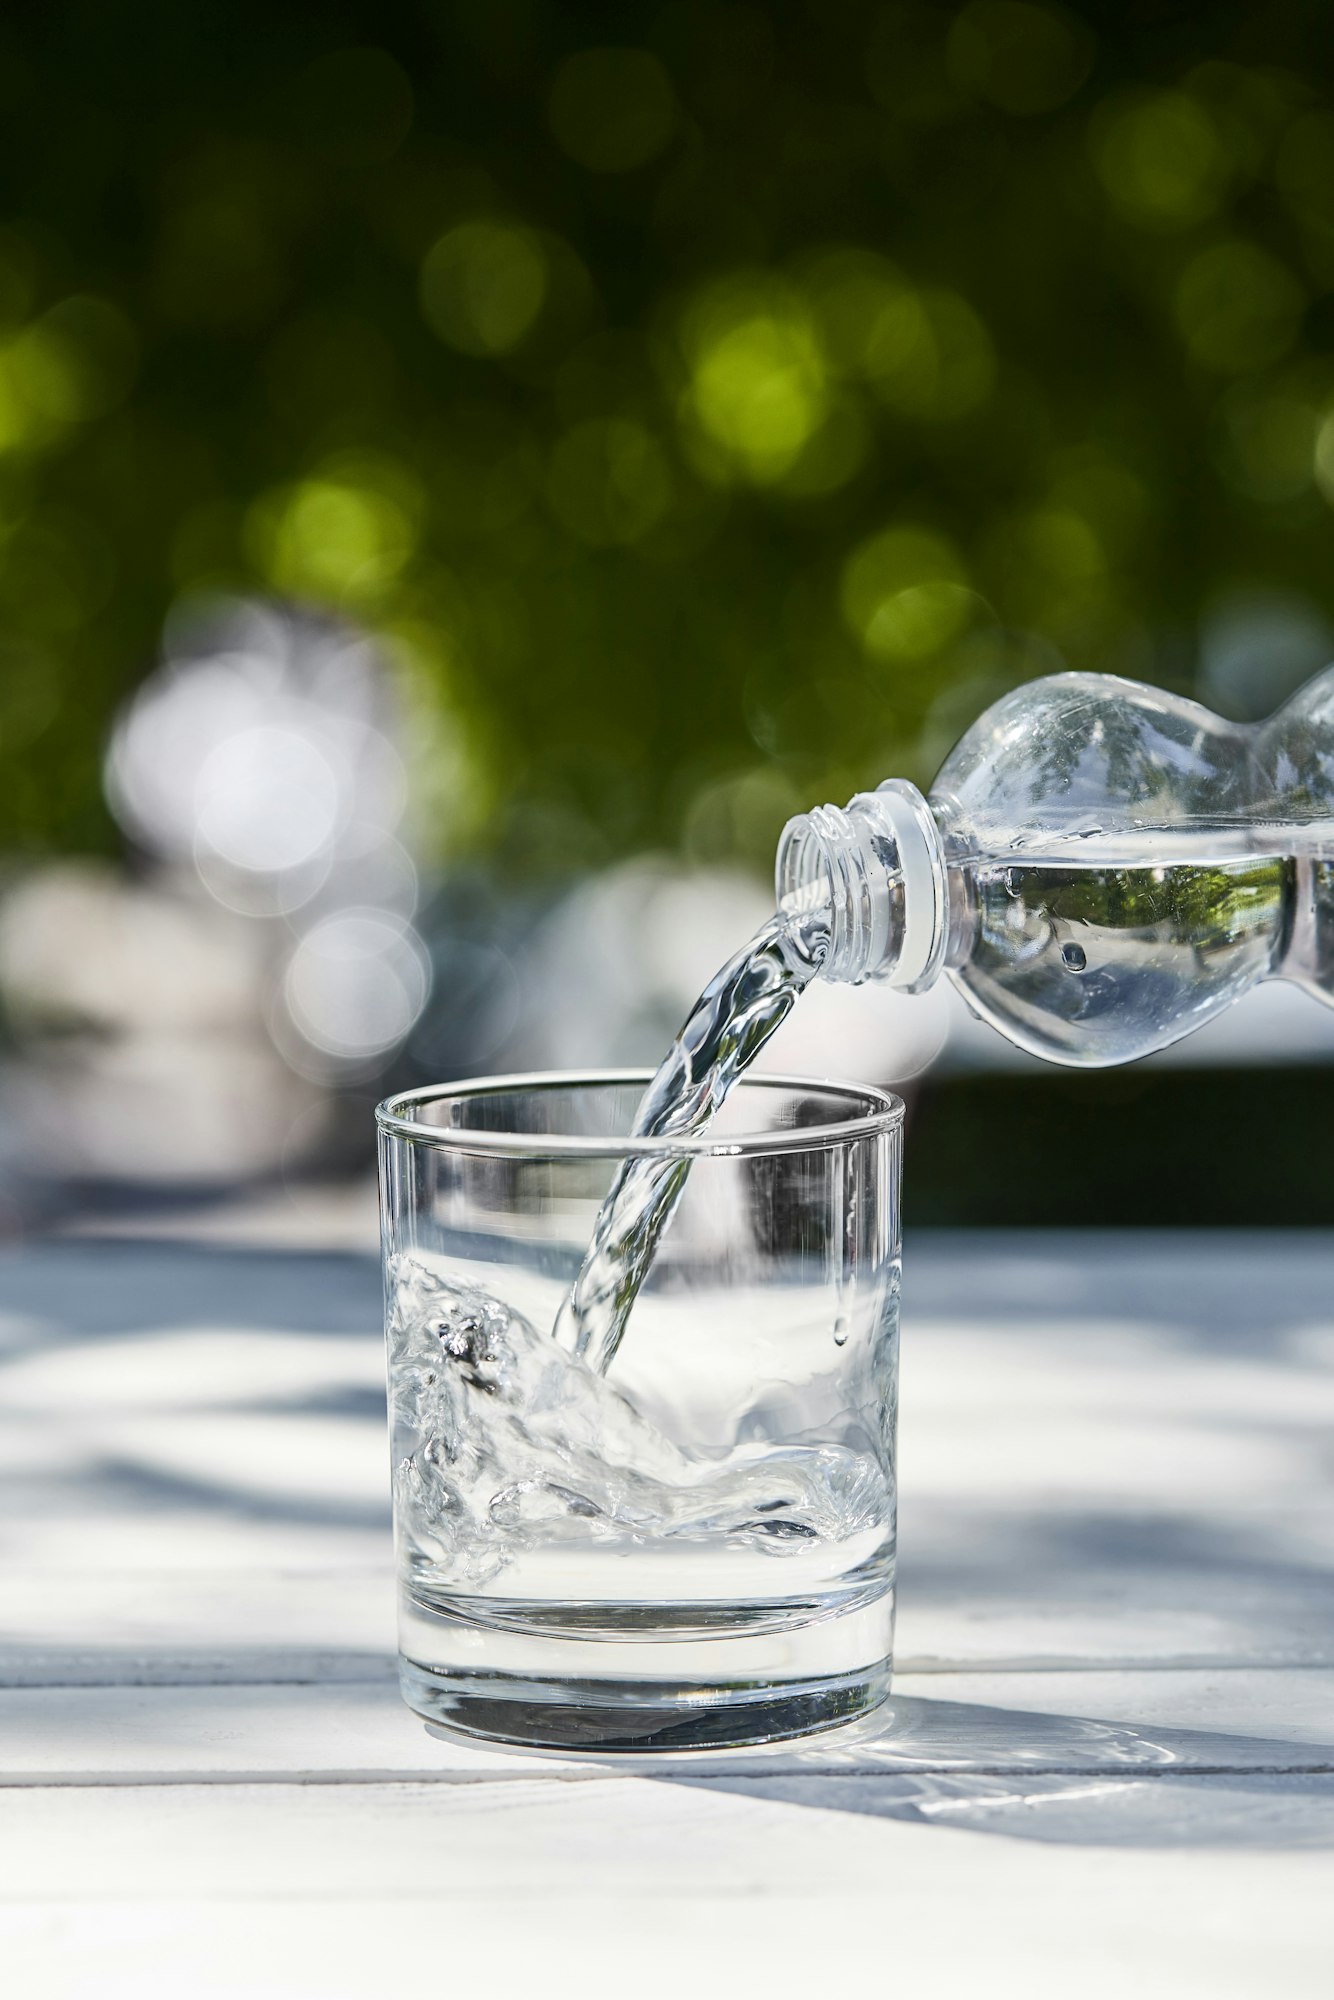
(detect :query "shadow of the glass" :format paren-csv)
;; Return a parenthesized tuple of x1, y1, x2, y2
(660, 1766, 1334, 1848)
(641, 1692, 1334, 1848)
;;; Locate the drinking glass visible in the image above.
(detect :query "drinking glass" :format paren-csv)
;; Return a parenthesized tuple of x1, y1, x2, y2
(377, 1070, 902, 1752)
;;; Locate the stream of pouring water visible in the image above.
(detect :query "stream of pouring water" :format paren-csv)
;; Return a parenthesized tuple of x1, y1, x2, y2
(554, 906, 832, 1373)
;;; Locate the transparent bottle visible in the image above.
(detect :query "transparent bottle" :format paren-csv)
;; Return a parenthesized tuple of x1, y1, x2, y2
(777, 668, 1334, 1067)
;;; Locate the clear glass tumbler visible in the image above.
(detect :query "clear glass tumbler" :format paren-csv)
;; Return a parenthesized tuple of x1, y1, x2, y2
(376, 1070, 902, 1751)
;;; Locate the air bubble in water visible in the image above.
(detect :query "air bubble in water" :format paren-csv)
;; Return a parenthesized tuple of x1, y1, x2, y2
(1062, 942, 1087, 971)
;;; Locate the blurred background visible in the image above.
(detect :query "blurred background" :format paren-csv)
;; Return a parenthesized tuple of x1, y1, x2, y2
(2, 0, 1333, 1229)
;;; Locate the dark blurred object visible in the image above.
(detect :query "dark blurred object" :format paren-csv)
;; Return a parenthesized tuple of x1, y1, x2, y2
(907, 1063, 1334, 1225)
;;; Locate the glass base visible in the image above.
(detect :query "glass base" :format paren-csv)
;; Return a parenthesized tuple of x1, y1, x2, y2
(400, 1655, 891, 1752)
(398, 1581, 894, 1751)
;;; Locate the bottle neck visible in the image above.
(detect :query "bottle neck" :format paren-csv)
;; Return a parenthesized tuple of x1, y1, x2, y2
(775, 779, 950, 990)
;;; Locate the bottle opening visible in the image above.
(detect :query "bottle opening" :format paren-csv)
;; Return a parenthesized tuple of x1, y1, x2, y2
(776, 780, 948, 990)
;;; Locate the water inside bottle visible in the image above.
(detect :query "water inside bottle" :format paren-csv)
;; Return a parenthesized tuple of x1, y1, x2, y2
(959, 827, 1296, 1065)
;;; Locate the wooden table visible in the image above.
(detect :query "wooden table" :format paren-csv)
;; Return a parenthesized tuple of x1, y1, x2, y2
(2, 1220, 1332, 1996)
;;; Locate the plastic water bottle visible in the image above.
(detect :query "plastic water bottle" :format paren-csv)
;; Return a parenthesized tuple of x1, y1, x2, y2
(777, 668, 1334, 1067)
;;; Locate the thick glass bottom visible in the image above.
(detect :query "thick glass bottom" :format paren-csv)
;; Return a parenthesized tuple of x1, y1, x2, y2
(401, 1656, 890, 1751)
(398, 1582, 894, 1752)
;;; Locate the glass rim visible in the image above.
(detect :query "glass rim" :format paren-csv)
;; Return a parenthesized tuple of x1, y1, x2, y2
(375, 1068, 904, 1160)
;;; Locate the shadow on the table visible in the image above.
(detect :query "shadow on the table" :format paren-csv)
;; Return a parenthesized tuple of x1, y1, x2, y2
(652, 1692, 1334, 1848)
(0, 1240, 394, 1685)
(897, 1504, 1334, 1668)
(0, 1238, 383, 1340)
(898, 1230, 1334, 1663)
(0, 1241, 388, 1545)
(907, 1229, 1334, 1357)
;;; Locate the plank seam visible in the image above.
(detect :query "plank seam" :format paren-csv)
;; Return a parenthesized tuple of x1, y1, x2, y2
(2, 1763, 1332, 1792)
(4, 1658, 1332, 1691)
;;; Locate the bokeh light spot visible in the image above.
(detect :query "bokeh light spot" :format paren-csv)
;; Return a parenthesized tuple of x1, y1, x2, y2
(0, 337, 61, 452)
(105, 597, 427, 941)
(682, 765, 802, 869)
(1183, 61, 1286, 183)
(196, 725, 341, 874)
(982, 505, 1109, 631)
(805, 248, 906, 371)
(545, 417, 673, 545)
(281, 909, 431, 1065)
(547, 47, 676, 174)
(1021, 507, 1104, 582)
(420, 221, 548, 357)
(1219, 391, 1319, 505)
(1094, 91, 1227, 230)
(40, 298, 138, 415)
(865, 285, 995, 420)
(1046, 450, 1151, 560)
(841, 525, 973, 662)
(1174, 242, 1305, 375)
(0, 299, 135, 454)
(681, 282, 828, 483)
(948, 1, 1094, 117)
(247, 454, 422, 606)
(1314, 409, 1334, 509)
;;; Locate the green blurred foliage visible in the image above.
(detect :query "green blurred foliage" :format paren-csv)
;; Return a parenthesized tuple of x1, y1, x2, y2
(2, 0, 1333, 874)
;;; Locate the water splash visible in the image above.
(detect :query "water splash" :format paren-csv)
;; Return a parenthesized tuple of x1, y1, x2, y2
(390, 1254, 889, 1589)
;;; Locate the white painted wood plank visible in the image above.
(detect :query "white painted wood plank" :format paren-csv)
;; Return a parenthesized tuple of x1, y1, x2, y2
(4, 1888, 1328, 2000)
(2, 1882, 1331, 2000)
(0, 1680, 517, 1785)
(0, 1569, 395, 1687)
(3, 1670, 1332, 1786)
(0, 1782, 1330, 2000)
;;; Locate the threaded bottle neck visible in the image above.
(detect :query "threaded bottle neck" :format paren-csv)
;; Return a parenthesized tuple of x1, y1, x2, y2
(775, 779, 949, 990)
